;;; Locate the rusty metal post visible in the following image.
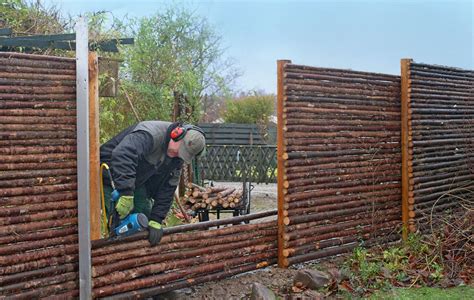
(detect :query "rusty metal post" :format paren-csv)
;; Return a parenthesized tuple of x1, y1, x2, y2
(277, 59, 291, 268)
(400, 59, 413, 240)
(76, 17, 92, 300)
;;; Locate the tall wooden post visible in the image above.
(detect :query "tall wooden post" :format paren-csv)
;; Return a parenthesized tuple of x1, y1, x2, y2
(277, 59, 291, 267)
(400, 59, 413, 241)
(89, 52, 101, 240)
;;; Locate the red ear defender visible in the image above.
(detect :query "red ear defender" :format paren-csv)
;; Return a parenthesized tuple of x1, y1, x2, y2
(170, 126, 185, 141)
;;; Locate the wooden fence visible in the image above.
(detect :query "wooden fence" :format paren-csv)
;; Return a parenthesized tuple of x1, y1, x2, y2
(1, 53, 472, 298)
(0, 52, 79, 297)
(276, 60, 402, 267)
(401, 60, 474, 234)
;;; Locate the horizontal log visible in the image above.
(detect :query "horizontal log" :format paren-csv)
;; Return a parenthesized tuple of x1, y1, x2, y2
(285, 215, 400, 244)
(0, 208, 77, 226)
(0, 244, 77, 267)
(0, 139, 76, 147)
(0, 93, 76, 100)
(411, 160, 467, 172)
(284, 234, 400, 267)
(284, 71, 400, 87)
(0, 145, 76, 155)
(0, 85, 75, 95)
(0, 52, 76, 62)
(0, 71, 75, 81)
(409, 78, 472, 90)
(0, 271, 77, 295)
(0, 64, 75, 76)
(0, 77, 75, 87)
(93, 235, 275, 278)
(414, 173, 474, 191)
(284, 106, 399, 117)
(0, 56, 75, 69)
(410, 87, 472, 98)
(0, 131, 76, 141)
(93, 250, 276, 297)
(93, 228, 277, 266)
(5, 280, 78, 300)
(285, 195, 400, 219)
(104, 259, 276, 299)
(285, 224, 398, 257)
(284, 152, 401, 168)
(284, 136, 400, 147)
(0, 263, 76, 287)
(91, 210, 277, 249)
(284, 204, 399, 226)
(0, 160, 77, 172)
(410, 62, 474, 75)
(409, 73, 473, 87)
(412, 168, 473, 185)
(285, 157, 399, 177)
(286, 169, 399, 189)
(284, 99, 399, 113)
(285, 116, 400, 127)
(286, 174, 400, 194)
(0, 183, 77, 198)
(0, 225, 77, 245)
(0, 217, 77, 237)
(0, 200, 77, 217)
(0, 153, 76, 164)
(217, 188, 236, 198)
(0, 168, 76, 181)
(285, 130, 398, 140)
(0, 176, 76, 189)
(0, 100, 75, 109)
(285, 148, 399, 161)
(0, 253, 78, 276)
(412, 185, 472, 203)
(413, 180, 473, 197)
(285, 182, 400, 202)
(285, 64, 400, 82)
(285, 161, 399, 181)
(285, 189, 400, 210)
(285, 95, 399, 111)
(94, 242, 276, 288)
(0, 115, 76, 124)
(285, 111, 399, 122)
(409, 69, 474, 82)
(0, 233, 77, 256)
(284, 77, 399, 93)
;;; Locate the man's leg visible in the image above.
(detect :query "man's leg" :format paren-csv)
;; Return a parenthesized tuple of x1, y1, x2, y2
(132, 186, 153, 219)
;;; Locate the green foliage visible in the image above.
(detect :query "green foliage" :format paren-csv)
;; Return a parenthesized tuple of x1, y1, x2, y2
(0, 0, 66, 35)
(120, 6, 239, 125)
(223, 92, 275, 124)
(371, 286, 474, 300)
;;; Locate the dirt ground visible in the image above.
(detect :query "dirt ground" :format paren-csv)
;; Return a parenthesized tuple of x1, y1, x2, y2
(163, 258, 345, 300)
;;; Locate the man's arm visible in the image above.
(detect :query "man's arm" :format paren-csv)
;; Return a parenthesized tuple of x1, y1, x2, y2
(110, 131, 154, 195)
(149, 166, 182, 223)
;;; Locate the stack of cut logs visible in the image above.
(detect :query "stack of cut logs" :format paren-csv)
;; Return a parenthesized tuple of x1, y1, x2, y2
(184, 183, 244, 211)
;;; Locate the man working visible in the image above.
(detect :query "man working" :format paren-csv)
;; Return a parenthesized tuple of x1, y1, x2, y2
(100, 121, 206, 246)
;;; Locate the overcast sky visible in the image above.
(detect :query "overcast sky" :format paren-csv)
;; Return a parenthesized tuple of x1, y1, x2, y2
(43, 0, 473, 94)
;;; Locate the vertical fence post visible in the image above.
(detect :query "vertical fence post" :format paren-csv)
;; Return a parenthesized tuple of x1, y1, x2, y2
(89, 52, 101, 240)
(400, 58, 413, 241)
(277, 59, 291, 267)
(76, 17, 92, 299)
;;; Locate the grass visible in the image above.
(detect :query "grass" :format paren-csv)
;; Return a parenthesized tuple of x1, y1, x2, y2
(370, 286, 474, 300)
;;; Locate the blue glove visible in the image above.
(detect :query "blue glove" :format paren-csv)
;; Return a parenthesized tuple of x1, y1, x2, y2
(111, 190, 120, 202)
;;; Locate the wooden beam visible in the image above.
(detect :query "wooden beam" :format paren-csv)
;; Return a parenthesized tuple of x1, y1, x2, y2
(400, 58, 413, 241)
(277, 59, 291, 268)
(89, 52, 101, 240)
